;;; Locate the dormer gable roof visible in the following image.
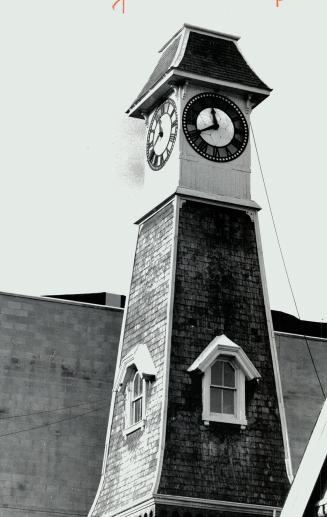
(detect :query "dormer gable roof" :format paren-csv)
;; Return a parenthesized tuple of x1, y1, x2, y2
(187, 333, 260, 380)
(114, 343, 156, 391)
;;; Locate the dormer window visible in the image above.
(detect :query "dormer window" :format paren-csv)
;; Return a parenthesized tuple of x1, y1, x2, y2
(188, 334, 260, 426)
(114, 343, 156, 436)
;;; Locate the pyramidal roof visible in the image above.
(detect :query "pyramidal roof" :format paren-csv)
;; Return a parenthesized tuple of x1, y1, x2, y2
(127, 24, 271, 118)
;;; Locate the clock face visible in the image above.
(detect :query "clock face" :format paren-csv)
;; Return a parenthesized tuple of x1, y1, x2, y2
(182, 93, 249, 162)
(146, 99, 178, 171)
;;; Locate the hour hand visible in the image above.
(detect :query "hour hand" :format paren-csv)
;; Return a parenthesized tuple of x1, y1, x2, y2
(199, 124, 217, 133)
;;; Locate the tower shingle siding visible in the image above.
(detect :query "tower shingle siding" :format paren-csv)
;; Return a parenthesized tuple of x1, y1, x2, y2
(158, 200, 289, 507)
(93, 202, 175, 516)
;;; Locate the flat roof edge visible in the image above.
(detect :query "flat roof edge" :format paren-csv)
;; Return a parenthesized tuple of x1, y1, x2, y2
(0, 290, 124, 311)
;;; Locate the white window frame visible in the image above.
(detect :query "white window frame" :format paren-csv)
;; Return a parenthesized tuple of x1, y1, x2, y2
(123, 370, 147, 436)
(188, 334, 260, 427)
(113, 343, 156, 437)
(202, 355, 247, 426)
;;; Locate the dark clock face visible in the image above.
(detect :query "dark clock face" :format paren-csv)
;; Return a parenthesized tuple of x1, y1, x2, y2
(182, 93, 249, 162)
(146, 99, 178, 171)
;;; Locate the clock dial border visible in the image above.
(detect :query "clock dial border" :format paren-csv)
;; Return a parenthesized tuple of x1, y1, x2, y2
(146, 98, 178, 171)
(182, 93, 249, 163)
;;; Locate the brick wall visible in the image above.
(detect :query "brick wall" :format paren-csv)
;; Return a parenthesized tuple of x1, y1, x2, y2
(93, 202, 175, 515)
(0, 292, 122, 517)
(158, 199, 289, 507)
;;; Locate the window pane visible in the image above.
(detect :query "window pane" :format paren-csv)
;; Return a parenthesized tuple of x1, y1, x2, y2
(210, 387, 222, 413)
(133, 397, 142, 423)
(211, 361, 223, 385)
(222, 389, 235, 414)
(224, 362, 235, 388)
(133, 373, 142, 397)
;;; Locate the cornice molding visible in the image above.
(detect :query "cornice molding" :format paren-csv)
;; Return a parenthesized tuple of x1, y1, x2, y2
(274, 331, 327, 343)
(102, 493, 283, 517)
(154, 494, 282, 516)
(134, 190, 261, 227)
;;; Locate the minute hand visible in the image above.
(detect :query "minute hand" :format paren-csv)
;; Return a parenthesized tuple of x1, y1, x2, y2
(211, 108, 220, 128)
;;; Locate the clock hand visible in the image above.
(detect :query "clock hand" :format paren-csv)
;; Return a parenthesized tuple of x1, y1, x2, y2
(153, 132, 161, 148)
(158, 118, 164, 138)
(211, 108, 219, 129)
(199, 124, 217, 133)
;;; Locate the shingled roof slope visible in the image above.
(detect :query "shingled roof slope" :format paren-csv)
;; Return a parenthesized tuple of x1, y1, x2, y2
(129, 27, 270, 114)
(178, 31, 269, 90)
(136, 34, 182, 103)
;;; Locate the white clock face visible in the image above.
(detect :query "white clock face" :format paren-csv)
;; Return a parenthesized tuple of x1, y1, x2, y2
(146, 99, 178, 171)
(196, 108, 234, 147)
(153, 113, 172, 155)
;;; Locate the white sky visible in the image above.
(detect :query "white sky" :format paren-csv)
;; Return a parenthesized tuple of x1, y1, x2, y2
(0, 0, 326, 322)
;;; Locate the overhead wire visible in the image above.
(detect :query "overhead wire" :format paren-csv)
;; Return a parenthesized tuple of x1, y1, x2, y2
(0, 404, 106, 439)
(250, 122, 326, 400)
(0, 504, 85, 516)
(0, 397, 107, 421)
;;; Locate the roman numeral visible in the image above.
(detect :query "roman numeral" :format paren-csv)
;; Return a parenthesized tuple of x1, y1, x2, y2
(198, 139, 208, 153)
(233, 130, 242, 141)
(189, 129, 200, 140)
(231, 135, 242, 149)
(196, 98, 210, 111)
(213, 147, 220, 159)
(187, 111, 198, 125)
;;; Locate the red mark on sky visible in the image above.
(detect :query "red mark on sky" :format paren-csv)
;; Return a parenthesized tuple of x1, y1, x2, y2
(112, 0, 125, 14)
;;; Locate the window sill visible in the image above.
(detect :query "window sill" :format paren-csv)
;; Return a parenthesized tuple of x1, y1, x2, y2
(123, 419, 146, 437)
(203, 413, 247, 427)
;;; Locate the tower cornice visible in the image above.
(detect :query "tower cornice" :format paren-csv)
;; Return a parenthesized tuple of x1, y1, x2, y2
(134, 189, 261, 227)
(100, 493, 283, 517)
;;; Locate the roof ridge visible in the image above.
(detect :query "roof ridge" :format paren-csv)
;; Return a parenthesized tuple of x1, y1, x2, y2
(159, 24, 240, 53)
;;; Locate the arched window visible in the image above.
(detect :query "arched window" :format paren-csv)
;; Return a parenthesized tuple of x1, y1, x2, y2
(210, 357, 236, 416)
(123, 369, 146, 435)
(131, 371, 143, 425)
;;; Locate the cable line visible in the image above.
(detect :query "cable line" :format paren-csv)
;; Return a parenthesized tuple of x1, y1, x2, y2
(0, 397, 107, 421)
(251, 122, 326, 400)
(0, 504, 85, 516)
(0, 405, 106, 439)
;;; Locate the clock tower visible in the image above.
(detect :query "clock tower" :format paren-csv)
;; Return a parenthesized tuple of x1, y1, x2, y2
(89, 25, 291, 517)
